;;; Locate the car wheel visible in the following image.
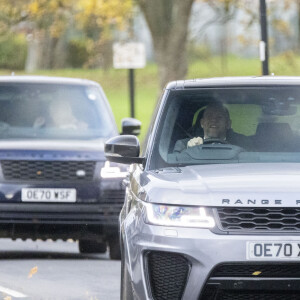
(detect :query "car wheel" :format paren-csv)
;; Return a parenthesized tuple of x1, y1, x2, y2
(121, 252, 134, 300)
(109, 235, 121, 260)
(78, 240, 107, 254)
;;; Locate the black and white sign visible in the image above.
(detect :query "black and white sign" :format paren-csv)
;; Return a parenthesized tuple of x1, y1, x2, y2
(113, 42, 146, 69)
(22, 188, 76, 202)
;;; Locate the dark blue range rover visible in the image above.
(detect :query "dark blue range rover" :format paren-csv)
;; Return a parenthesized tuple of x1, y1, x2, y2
(0, 76, 139, 259)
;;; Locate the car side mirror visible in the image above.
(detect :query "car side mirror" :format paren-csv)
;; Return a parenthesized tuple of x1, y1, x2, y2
(105, 135, 144, 164)
(121, 118, 141, 136)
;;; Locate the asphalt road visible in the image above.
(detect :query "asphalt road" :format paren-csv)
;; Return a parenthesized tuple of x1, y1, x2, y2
(0, 239, 120, 300)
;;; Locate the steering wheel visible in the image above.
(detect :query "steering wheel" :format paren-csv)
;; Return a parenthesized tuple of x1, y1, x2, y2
(203, 138, 228, 144)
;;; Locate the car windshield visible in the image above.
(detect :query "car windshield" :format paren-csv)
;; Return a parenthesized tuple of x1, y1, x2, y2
(149, 86, 300, 169)
(0, 83, 115, 140)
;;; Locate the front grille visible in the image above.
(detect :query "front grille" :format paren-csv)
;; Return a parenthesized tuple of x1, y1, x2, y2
(146, 251, 190, 300)
(1, 160, 96, 181)
(205, 290, 300, 300)
(217, 207, 300, 232)
(200, 263, 300, 300)
(211, 263, 300, 278)
(102, 189, 125, 203)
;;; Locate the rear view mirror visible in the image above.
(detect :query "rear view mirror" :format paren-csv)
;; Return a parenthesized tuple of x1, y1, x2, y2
(121, 118, 141, 136)
(262, 97, 297, 116)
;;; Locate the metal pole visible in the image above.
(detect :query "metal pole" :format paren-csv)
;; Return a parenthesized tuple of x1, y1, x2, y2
(259, 0, 269, 75)
(129, 69, 135, 118)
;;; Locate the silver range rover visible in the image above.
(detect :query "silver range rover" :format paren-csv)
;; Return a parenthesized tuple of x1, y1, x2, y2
(105, 76, 300, 300)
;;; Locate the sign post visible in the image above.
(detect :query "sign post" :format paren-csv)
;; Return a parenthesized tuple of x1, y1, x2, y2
(129, 68, 135, 118)
(113, 43, 146, 118)
(259, 0, 269, 75)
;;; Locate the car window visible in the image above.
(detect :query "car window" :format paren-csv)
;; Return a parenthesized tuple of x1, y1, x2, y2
(0, 83, 116, 140)
(149, 86, 300, 169)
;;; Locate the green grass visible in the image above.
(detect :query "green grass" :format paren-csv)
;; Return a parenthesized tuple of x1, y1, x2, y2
(3, 54, 300, 142)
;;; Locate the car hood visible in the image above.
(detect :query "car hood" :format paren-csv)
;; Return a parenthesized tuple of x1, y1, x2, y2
(143, 163, 300, 207)
(0, 139, 106, 160)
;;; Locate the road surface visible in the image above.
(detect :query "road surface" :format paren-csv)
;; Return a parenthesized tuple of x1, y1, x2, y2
(0, 239, 120, 300)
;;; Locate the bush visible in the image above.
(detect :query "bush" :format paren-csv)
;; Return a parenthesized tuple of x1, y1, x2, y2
(67, 39, 89, 68)
(0, 34, 27, 70)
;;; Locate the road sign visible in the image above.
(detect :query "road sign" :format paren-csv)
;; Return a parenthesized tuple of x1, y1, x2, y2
(113, 42, 146, 69)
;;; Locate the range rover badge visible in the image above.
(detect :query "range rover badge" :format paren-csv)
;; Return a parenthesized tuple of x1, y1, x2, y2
(76, 170, 86, 177)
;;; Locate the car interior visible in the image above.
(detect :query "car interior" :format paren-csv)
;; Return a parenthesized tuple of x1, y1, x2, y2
(0, 84, 114, 139)
(149, 87, 300, 169)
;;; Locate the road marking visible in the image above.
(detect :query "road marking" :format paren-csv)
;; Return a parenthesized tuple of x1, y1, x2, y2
(0, 286, 27, 298)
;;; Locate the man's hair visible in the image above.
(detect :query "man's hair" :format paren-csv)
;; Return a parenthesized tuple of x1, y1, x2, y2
(203, 102, 230, 120)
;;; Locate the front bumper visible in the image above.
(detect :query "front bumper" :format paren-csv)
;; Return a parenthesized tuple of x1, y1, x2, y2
(0, 203, 121, 225)
(0, 203, 122, 240)
(0, 179, 125, 240)
(125, 220, 300, 300)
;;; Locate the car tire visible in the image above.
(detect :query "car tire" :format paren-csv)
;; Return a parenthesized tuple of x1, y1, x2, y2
(121, 252, 134, 300)
(109, 235, 121, 260)
(78, 240, 107, 254)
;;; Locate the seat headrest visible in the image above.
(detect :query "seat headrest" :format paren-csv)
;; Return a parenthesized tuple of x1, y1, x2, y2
(256, 123, 292, 135)
(255, 122, 292, 138)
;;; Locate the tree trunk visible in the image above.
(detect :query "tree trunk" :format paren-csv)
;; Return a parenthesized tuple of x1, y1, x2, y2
(53, 34, 68, 69)
(39, 34, 59, 69)
(220, 20, 228, 74)
(25, 30, 58, 71)
(137, 0, 194, 90)
(297, 0, 300, 53)
(25, 31, 42, 73)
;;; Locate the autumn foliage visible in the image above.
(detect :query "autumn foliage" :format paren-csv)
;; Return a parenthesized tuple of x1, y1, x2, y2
(0, 0, 133, 70)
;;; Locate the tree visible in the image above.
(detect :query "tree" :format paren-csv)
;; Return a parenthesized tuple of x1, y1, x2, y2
(75, 0, 133, 68)
(136, 0, 195, 90)
(26, 0, 74, 70)
(0, 0, 133, 71)
(0, 0, 74, 71)
(202, 0, 239, 73)
(296, 0, 300, 52)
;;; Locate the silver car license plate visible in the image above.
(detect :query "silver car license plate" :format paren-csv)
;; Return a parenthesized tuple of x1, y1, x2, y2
(21, 188, 76, 202)
(247, 241, 300, 260)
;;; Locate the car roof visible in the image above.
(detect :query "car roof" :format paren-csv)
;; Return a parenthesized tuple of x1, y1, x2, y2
(166, 76, 300, 90)
(0, 75, 100, 86)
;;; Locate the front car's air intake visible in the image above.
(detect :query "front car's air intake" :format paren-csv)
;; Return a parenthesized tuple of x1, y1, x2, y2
(146, 251, 190, 300)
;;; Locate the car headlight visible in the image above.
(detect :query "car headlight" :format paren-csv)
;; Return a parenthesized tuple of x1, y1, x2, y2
(144, 203, 215, 228)
(100, 161, 128, 178)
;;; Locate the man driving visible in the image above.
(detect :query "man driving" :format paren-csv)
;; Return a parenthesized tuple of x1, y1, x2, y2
(174, 102, 252, 152)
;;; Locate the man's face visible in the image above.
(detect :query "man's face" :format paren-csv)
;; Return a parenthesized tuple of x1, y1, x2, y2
(200, 106, 231, 139)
